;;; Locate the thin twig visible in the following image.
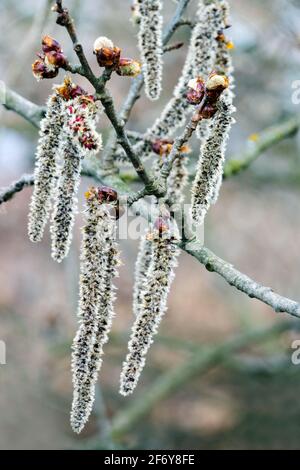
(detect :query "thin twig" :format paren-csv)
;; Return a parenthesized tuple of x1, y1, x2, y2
(0, 174, 34, 204)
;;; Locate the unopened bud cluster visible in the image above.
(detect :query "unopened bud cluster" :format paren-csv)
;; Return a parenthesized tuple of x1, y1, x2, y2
(32, 35, 67, 80)
(187, 72, 229, 121)
(93, 36, 141, 77)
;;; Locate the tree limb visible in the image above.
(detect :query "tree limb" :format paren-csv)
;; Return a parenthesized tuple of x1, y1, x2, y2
(0, 174, 34, 204)
(1, 87, 44, 128)
(224, 115, 300, 178)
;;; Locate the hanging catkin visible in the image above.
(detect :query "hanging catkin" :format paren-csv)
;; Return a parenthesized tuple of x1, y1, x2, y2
(120, 218, 179, 396)
(28, 92, 63, 242)
(145, 0, 224, 141)
(71, 187, 119, 433)
(137, 0, 163, 100)
(50, 95, 102, 262)
(191, 96, 235, 226)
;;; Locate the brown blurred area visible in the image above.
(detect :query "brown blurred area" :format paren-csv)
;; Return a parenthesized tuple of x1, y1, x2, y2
(1, 0, 300, 450)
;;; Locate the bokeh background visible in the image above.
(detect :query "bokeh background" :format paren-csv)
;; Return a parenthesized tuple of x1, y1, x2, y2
(1, 0, 300, 450)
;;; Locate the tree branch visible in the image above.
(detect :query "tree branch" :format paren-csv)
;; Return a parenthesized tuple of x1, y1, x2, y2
(224, 115, 300, 178)
(1, 87, 44, 128)
(0, 174, 34, 204)
(183, 242, 300, 318)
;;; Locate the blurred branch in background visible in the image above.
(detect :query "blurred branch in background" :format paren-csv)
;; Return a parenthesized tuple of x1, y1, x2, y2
(224, 115, 300, 178)
(110, 320, 297, 440)
(7, 0, 53, 87)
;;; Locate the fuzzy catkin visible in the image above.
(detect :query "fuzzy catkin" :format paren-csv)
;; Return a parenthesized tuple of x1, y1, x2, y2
(50, 135, 83, 262)
(191, 96, 235, 226)
(71, 193, 119, 433)
(167, 156, 189, 207)
(214, 0, 235, 108)
(50, 97, 102, 263)
(28, 93, 62, 242)
(146, 0, 224, 140)
(120, 223, 179, 396)
(195, 0, 233, 140)
(132, 233, 154, 317)
(137, 0, 163, 101)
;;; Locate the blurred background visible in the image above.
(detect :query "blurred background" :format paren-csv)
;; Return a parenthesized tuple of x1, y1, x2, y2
(1, 0, 300, 450)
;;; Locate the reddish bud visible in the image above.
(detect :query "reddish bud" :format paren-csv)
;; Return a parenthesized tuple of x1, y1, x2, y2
(95, 46, 121, 68)
(200, 103, 217, 119)
(154, 217, 169, 234)
(45, 50, 67, 68)
(32, 59, 59, 80)
(152, 138, 173, 156)
(42, 35, 62, 53)
(186, 77, 205, 105)
(55, 77, 87, 101)
(97, 186, 118, 204)
(116, 58, 141, 77)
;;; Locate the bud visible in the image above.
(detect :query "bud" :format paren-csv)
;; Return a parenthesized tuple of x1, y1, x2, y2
(116, 58, 141, 77)
(200, 103, 217, 119)
(154, 216, 169, 235)
(206, 72, 229, 91)
(45, 50, 67, 68)
(32, 35, 67, 81)
(93, 36, 114, 53)
(42, 35, 62, 53)
(97, 186, 118, 203)
(32, 59, 59, 80)
(186, 77, 205, 105)
(93, 36, 121, 68)
(205, 72, 229, 101)
(152, 138, 190, 157)
(55, 77, 87, 101)
(152, 138, 173, 156)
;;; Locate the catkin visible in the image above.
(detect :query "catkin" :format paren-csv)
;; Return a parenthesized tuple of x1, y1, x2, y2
(120, 221, 179, 396)
(137, 0, 163, 101)
(146, 0, 224, 140)
(191, 96, 235, 226)
(50, 97, 102, 262)
(166, 156, 189, 207)
(50, 136, 83, 262)
(132, 233, 154, 317)
(28, 93, 62, 242)
(71, 189, 119, 433)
